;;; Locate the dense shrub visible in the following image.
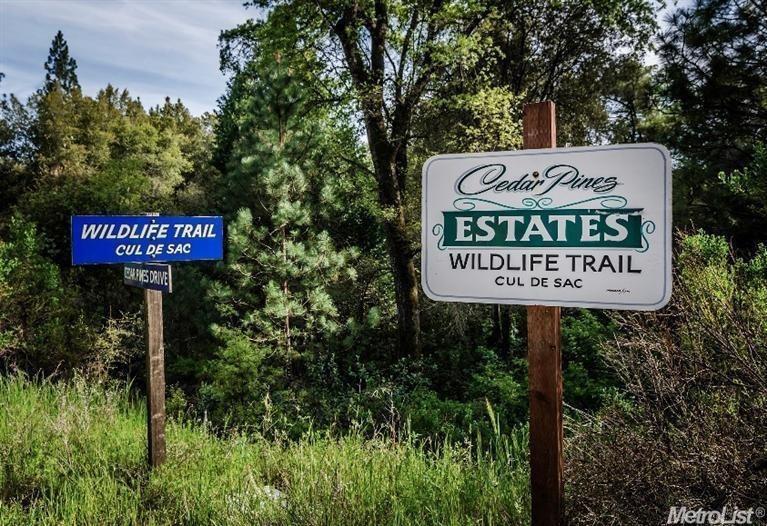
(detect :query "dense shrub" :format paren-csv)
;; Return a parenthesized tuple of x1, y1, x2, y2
(0, 217, 94, 372)
(0, 217, 144, 378)
(562, 309, 619, 410)
(566, 232, 767, 525)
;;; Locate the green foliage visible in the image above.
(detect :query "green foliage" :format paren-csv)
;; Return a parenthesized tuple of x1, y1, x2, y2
(0, 93, 34, 216)
(567, 232, 767, 523)
(562, 310, 619, 410)
(0, 32, 218, 378)
(3, 18, 767, 525)
(14, 85, 214, 270)
(466, 357, 529, 428)
(601, 57, 662, 144)
(656, 0, 767, 240)
(0, 217, 92, 372)
(659, 0, 766, 172)
(0, 375, 530, 525)
(43, 31, 80, 94)
(205, 61, 357, 428)
(412, 0, 657, 150)
(716, 142, 767, 243)
(434, 87, 524, 154)
(403, 389, 479, 441)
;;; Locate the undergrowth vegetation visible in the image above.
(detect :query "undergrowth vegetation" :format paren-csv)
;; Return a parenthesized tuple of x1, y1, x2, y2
(566, 233, 767, 524)
(0, 375, 530, 525)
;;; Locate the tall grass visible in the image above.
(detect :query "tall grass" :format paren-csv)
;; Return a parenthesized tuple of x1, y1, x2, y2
(0, 375, 529, 525)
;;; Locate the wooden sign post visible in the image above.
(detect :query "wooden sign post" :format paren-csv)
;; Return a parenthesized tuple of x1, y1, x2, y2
(122, 261, 172, 468)
(523, 101, 564, 526)
(71, 214, 225, 470)
(421, 99, 671, 526)
(144, 287, 166, 468)
(141, 213, 167, 469)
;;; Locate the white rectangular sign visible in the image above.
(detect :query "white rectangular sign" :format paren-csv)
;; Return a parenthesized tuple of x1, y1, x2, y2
(421, 144, 672, 310)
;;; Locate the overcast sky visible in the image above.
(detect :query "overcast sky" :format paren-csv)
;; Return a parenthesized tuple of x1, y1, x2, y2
(1, 1, 677, 116)
(0, 0, 256, 115)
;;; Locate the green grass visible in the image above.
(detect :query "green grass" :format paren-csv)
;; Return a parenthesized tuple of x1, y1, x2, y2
(0, 375, 530, 525)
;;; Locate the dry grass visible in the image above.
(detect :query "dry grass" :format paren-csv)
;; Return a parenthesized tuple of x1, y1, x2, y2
(566, 233, 767, 525)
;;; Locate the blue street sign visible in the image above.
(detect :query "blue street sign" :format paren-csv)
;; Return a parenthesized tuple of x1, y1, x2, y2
(71, 215, 224, 265)
(124, 263, 173, 293)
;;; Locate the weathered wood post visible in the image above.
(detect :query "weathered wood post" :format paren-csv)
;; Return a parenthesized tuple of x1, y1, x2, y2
(143, 213, 167, 469)
(144, 286, 166, 468)
(523, 101, 564, 526)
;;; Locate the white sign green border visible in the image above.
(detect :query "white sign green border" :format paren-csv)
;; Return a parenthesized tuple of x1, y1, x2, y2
(421, 144, 672, 311)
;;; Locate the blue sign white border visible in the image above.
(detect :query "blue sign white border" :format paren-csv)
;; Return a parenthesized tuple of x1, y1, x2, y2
(71, 214, 224, 266)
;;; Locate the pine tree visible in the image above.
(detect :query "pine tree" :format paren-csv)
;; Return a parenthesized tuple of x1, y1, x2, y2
(206, 59, 355, 415)
(43, 31, 80, 93)
(657, 0, 767, 244)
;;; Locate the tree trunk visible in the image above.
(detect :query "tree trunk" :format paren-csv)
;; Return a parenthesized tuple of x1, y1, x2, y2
(373, 155, 421, 358)
(282, 228, 291, 356)
(384, 206, 420, 358)
(491, 305, 512, 360)
(332, 9, 421, 358)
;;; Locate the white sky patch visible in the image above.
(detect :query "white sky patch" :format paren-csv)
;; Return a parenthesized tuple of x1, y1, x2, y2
(0, 0, 259, 115)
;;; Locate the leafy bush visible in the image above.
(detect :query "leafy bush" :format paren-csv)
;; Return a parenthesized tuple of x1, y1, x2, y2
(566, 232, 767, 525)
(0, 217, 94, 373)
(562, 309, 619, 410)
